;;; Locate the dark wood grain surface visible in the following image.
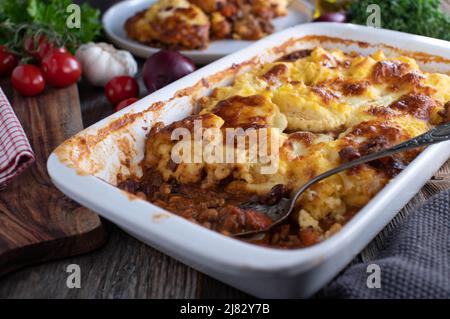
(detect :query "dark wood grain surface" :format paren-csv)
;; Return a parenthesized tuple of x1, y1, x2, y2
(0, 81, 107, 278)
(0, 0, 449, 298)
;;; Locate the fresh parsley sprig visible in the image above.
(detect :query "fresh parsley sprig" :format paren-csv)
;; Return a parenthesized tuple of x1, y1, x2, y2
(0, 0, 101, 57)
(349, 0, 450, 41)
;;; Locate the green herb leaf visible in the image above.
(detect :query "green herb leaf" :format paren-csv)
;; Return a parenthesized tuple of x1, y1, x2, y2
(0, 0, 101, 56)
(349, 0, 450, 41)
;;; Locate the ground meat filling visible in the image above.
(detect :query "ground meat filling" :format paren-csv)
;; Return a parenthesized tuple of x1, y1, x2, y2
(278, 49, 312, 62)
(438, 101, 450, 123)
(118, 169, 339, 248)
(118, 169, 275, 236)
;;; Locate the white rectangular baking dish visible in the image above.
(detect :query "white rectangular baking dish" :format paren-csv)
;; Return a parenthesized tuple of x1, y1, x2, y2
(47, 23, 450, 298)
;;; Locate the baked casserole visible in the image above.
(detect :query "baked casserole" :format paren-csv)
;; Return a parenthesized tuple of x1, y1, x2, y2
(119, 47, 450, 248)
(124, 0, 211, 50)
(125, 0, 289, 50)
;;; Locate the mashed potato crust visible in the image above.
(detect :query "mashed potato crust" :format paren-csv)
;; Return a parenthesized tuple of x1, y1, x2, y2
(141, 47, 449, 245)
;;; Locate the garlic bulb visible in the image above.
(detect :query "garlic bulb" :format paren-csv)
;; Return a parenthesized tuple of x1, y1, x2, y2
(75, 42, 138, 87)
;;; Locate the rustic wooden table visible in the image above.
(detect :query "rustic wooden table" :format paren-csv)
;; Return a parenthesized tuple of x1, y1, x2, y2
(0, 0, 449, 298)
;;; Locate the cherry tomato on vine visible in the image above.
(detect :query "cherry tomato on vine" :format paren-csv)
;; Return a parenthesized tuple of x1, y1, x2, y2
(11, 64, 46, 96)
(40, 46, 68, 61)
(114, 97, 139, 112)
(23, 35, 68, 61)
(24, 35, 50, 59)
(41, 50, 81, 88)
(105, 76, 139, 105)
(0, 46, 18, 77)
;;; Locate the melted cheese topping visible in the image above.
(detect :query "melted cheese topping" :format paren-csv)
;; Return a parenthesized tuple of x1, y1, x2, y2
(144, 0, 208, 25)
(144, 47, 450, 237)
(125, 0, 210, 50)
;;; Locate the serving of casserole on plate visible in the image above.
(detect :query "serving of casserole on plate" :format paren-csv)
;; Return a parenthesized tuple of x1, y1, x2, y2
(102, 0, 313, 63)
(125, 0, 291, 49)
(48, 24, 450, 298)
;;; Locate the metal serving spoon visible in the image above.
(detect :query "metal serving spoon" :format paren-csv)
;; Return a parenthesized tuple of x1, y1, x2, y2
(234, 122, 450, 237)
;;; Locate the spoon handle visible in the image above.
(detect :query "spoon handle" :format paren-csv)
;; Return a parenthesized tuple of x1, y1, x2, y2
(289, 122, 450, 208)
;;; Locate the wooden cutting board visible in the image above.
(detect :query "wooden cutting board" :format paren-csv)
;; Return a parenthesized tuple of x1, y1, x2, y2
(0, 81, 107, 277)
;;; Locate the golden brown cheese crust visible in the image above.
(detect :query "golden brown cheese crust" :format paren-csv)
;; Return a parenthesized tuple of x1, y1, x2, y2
(209, 94, 287, 129)
(125, 0, 210, 50)
(143, 47, 449, 242)
(388, 93, 436, 120)
(189, 0, 226, 13)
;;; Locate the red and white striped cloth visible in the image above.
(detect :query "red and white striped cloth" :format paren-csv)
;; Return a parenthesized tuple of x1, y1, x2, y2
(0, 87, 34, 187)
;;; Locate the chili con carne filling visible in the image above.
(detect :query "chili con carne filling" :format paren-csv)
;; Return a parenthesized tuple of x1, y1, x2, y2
(118, 169, 357, 249)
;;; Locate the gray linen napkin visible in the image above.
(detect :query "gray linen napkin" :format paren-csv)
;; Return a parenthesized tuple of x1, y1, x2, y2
(320, 189, 450, 298)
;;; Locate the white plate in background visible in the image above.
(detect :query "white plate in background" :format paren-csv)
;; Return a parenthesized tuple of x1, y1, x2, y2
(102, 0, 314, 63)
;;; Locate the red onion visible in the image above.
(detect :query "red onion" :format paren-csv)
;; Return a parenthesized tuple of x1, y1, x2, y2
(142, 50, 196, 94)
